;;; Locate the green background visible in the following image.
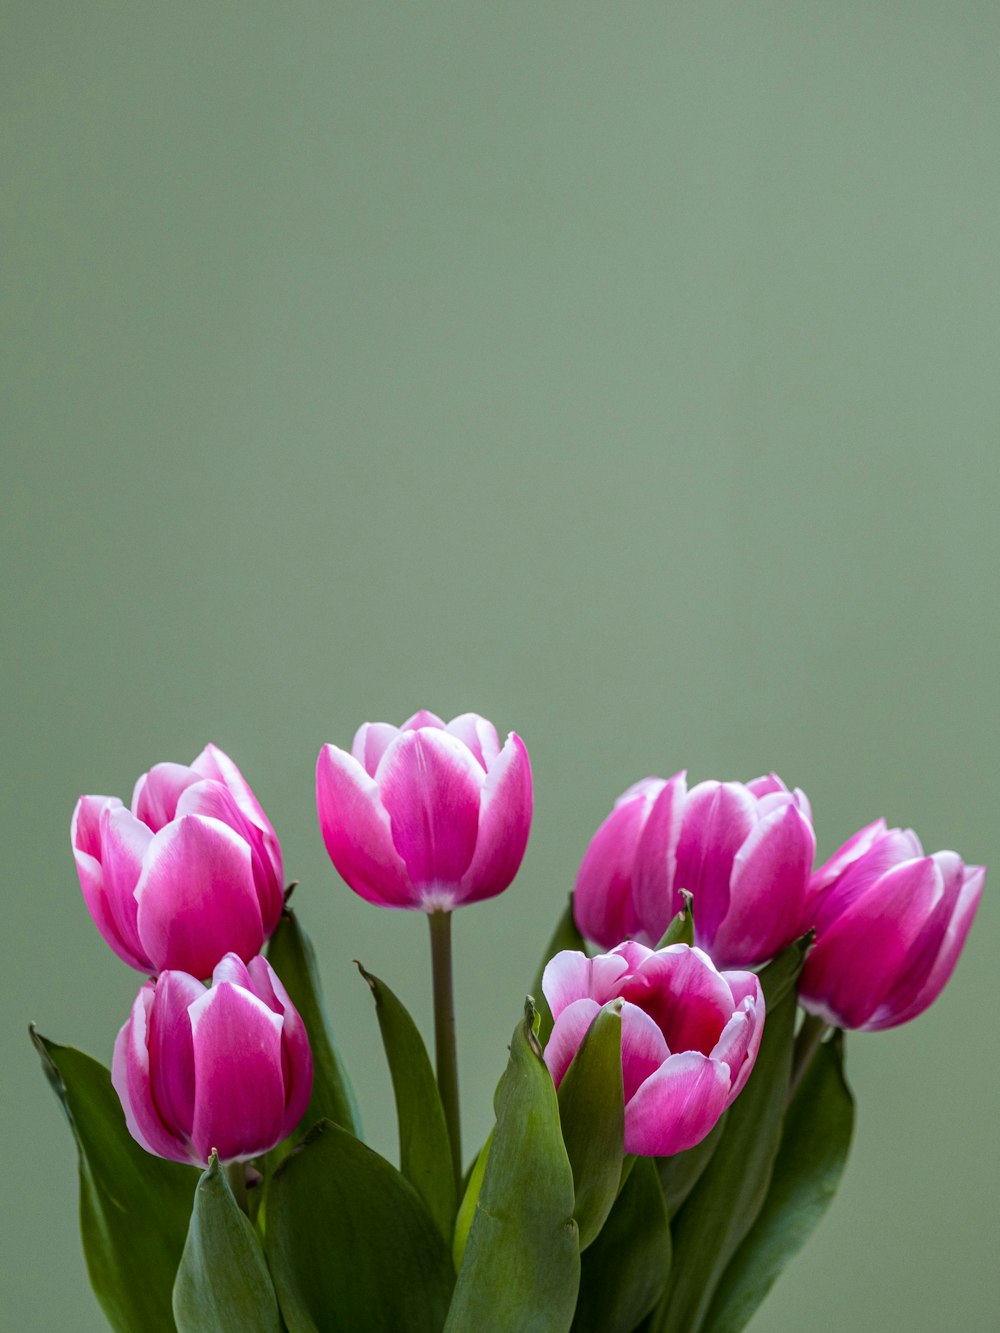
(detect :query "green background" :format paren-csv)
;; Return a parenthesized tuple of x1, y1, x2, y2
(4, 3, 998, 1328)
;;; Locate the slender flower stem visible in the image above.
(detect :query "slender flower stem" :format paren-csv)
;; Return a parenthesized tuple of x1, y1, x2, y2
(225, 1160, 249, 1215)
(787, 1012, 829, 1105)
(429, 909, 462, 1193)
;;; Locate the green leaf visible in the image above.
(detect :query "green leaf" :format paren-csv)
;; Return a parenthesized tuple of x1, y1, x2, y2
(701, 1030, 854, 1333)
(444, 1000, 580, 1333)
(357, 963, 457, 1242)
(655, 890, 695, 949)
(453, 1131, 493, 1271)
(557, 1002, 625, 1250)
(31, 1027, 198, 1332)
(172, 1154, 281, 1333)
(573, 1156, 671, 1333)
(265, 908, 360, 1144)
(265, 1119, 454, 1333)
(531, 895, 586, 1047)
(649, 939, 808, 1333)
(656, 1113, 727, 1217)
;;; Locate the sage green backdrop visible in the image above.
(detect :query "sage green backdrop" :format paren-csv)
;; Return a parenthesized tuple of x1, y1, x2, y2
(4, 4, 998, 1329)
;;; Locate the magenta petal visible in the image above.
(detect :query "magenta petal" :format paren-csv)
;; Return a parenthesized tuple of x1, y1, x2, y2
(675, 782, 757, 945)
(542, 950, 593, 1022)
(73, 796, 149, 971)
(248, 956, 314, 1128)
(457, 732, 533, 906)
(400, 709, 448, 732)
(712, 998, 764, 1104)
(316, 745, 413, 906)
(620, 946, 735, 1057)
(632, 772, 687, 945)
(351, 723, 402, 777)
(714, 803, 814, 967)
(100, 807, 155, 968)
(191, 744, 274, 836)
(146, 970, 204, 1137)
(112, 986, 192, 1164)
(809, 827, 922, 935)
(132, 762, 200, 831)
(574, 791, 656, 949)
(808, 818, 888, 897)
(445, 713, 501, 769)
(544, 997, 602, 1089)
(376, 729, 484, 894)
(620, 1000, 671, 1102)
(189, 983, 286, 1163)
(624, 1051, 730, 1156)
(135, 816, 263, 977)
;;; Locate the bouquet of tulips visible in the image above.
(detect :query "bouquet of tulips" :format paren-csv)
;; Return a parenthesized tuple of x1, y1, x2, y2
(34, 711, 984, 1332)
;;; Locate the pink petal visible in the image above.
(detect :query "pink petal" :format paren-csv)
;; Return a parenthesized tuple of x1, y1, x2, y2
(400, 709, 447, 732)
(189, 982, 286, 1163)
(867, 862, 984, 1030)
(712, 803, 814, 968)
(112, 985, 192, 1163)
(134, 816, 264, 978)
(744, 773, 789, 799)
(146, 970, 205, 1138)
(543, 997, 602, 1089)
(247, 956, 314, 1128)
(72, 793, 114, 860)
(624, 1051, 731, 1157)
(619, 945, 735, 1057)
(316, 745, 413, 906)
(445, 713, 501, 769)
(352, 723, 403, 777)
(632, 772, 687, 945)
(132, 762, 200, 832)
(620, 1000, 671, 1101)
(808, 818, 887, 897)
(73, 797, 150, 971)
(574, 785, 662, 948)
(190, 744, 275, 839)
(456, 732, 533, 906)
(375, 729, 484, 897)
(808, 827, 922, 935)
(100, 806, 155, 968)
(675, 782, 757, 946)
(712, 996, 764, 1104)
(800, 857, 942, 1028)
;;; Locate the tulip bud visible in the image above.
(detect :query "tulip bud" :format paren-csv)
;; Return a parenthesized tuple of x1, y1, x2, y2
(112, 953, 313, 1166)
(800, 820, 984, 1030)
(72, 744, 284, 978)
(543, 942, 764, 1157)
(574, 771, 815, 970)
(315, 710, 533, 911)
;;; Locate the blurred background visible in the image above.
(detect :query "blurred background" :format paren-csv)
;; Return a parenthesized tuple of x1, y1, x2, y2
(4, 3, 998, 1328)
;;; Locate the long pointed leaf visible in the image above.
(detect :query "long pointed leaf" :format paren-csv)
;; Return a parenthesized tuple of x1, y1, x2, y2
(32, 1027, 198, 1332)
(265, 1119, 454, 1333)
(701, 1030, 854, 1333)
(357, 963, 456, 1241)
(445, 1000, 580, 1333)
(172, 1153, 281, 1333)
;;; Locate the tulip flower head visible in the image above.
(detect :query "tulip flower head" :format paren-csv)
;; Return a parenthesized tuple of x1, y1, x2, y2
(71, 745, 284, 979)
(799, 820, 984, 1030)
(543, 942, 764, 1157)
(315, 710, 533, 911)
(574, 771, 815, 970)
(112, 953, 312, 1166)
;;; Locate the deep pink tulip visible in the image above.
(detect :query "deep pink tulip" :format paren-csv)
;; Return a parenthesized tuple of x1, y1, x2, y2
(72, 744, 284, 978)
(543, 942, 764, 1157)
(315, 710, 533, 911)
(112, 953, 312, 1166)
(800, 820, 984, 1030)
(573, 771, 815, 969)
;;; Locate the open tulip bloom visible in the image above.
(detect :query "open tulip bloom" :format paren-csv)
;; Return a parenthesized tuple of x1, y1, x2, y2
(35, 724, 984, 1333)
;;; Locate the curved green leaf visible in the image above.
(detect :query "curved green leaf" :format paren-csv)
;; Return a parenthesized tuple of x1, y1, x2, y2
(357, 963, 456, 1241)
(445, 1001, 580, 1333)
(532, 896, 586, 1047)
(701, 1030, 854, 1333)
(650, 939, 808, 1333)
(657, 1113, 727, 1217)
(573, 1156, 671, 1333)
(557, 1003, 624, 1250)
(172, 1154, 281, 1333)
(264, 1119, 454, 1333)
(265, 908, 360, 1144)
(453, 1131, 492, 1271)
(31, 1027, 198, 1332)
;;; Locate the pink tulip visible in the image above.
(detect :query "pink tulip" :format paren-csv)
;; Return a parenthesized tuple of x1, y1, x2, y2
(315, 710, 533, 911)
(72, 744, 284, 978)
(112, 953, 312, 1166)
(800, 820, 984, 1030)
(573, 771, 815, 970)
(543, 942, 764, 1156)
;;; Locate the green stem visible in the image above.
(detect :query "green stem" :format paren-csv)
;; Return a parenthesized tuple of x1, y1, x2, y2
(787, 1012, 829, 1104)
(225, 1160, 249, 1215)
(429, 909, 462, 1193)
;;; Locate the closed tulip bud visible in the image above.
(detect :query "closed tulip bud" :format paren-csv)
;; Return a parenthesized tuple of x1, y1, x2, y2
(72, 744, 284, 979)
(574, 771, 815, 969)
(543, 942, 764, 1157)
(315, 710, 533, 911)
(800, 820, 984, 1030)
(112, 953, 312, 1166)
